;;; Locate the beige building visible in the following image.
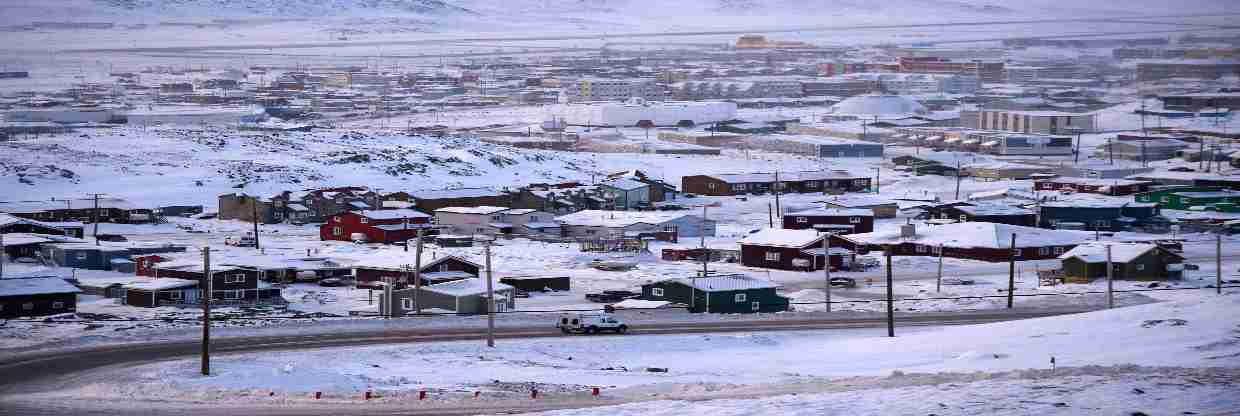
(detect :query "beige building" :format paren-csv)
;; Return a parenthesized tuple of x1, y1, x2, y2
(962, 110, 1096, 135)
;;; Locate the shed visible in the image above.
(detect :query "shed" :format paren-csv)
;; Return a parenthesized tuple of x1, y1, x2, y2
(1058, 243, 1185, 283)
(499, 275, 571, 292)
(640, 274, 789, 313)
(0, 277, 81, 318)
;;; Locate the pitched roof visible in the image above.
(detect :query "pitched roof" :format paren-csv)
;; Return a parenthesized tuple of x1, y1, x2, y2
(422, 278, 513, 297)
(846, 222, 1094, 249)
(124, 278, 199, 291)
(0, 277, 82, 297)
(555, 210, 702, 228)
(1058, 242, 1177, 263)
(740, 228, 826, 248)
(785, 208, 874, 217)
(708, 170, 862, 183)
(355, 209, 431, 220)
(434, 206, 510, 215)
(414, 188, 503, 200)
(664, 274, 780, 292)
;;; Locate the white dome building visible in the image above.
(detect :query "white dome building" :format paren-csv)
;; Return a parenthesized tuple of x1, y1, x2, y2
(827, 94, 929, 118)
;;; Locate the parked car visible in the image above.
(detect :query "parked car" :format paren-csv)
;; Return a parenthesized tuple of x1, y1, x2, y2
(556, 313, 628, 335)
(1168, 166, 1196, 172)
(1183, 263, 1200, 271)
(318, 278, 345, 287)
(829, 277, 857, 288)
(941, 278, 975, 285)
(96, 234, 127, 242)
(585, 290, 640, 303)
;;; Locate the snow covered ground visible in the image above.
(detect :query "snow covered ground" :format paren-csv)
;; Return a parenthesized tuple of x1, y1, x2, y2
(27, 292, 1240, 414)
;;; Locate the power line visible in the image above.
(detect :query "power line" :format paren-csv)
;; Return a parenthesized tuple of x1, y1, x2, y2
(9, 285, 1237, 325)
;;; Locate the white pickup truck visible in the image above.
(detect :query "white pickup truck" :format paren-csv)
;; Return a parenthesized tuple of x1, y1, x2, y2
(556, 313, 628, 335)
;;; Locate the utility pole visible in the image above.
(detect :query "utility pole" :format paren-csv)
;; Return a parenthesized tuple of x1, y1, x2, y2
(1107, 137, 1114, 165)
(767, 203, 774, 228)
(414, 228, 425, 315)
(699, 204, 709, 289)
(936, 243, 944, 293)
(773, 171, 782, 217)
(0, 233, 5, 278)
(823, 233, 832, 312)
(885, 245, 894, 338)
(1106, 244, 1114, 309)
(954, 161, 962, 200)
(873, 168, 881, 194)
(1007, 233, 1016, 309)
(403, 217, 409, 252)
(201, 247, 211, 376)
(1218, 233, 1223, 295)
(90, 193, 103, 245)
(1199, 138, 1206, 171)
(484, 239, 496, 348)
(250, 196, 261, 250)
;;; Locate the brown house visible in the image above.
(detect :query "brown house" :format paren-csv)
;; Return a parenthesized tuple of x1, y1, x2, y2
(682, 170, 871, 197)
(782, 208, 875, 234)
(1058, 242, 1185, 283)
(739, 228, 850, 271)
(150, 264, 279, 303)
(354, 255, 481, 287)
(411, 188, 510, 212)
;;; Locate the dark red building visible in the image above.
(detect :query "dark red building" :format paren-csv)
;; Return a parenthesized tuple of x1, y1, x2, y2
(739, 229, 850, 271)
(320, 209, 432, 244)
(1033, 178, 1156, 196)
(782, 208, 875, 234)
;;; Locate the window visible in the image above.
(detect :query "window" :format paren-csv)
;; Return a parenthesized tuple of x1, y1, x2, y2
(849, 217, 861, 224)
(224, 274, 246, 283)
(708, 183, 717, 190)
(854, 179, 868, 186)
(1136, 264, 1145, 271)
(652, 287, 664, 297)
(732, 184, 746, 191)
(1038, 247, 1050, 255)
(476, 228, 486, 233)
(765, 252, 780, 261)
(916, 245, 928, 253)
(807, 181, 818, 189)
(332, 226, 343, 236)
(775, 182, 786, 190)
(734, 293, 747, 303)
(751, 301, 761, 311)
(1160, 197, 1170, 203)
(76, 252, 88, 260)
(586, 230, 596, 235)
(1012, 248, 1022, 258)
(168, 291, 183, 300)
(1053, 247, 1065, 255)
(22, 303, 33, 311)
(360, 217, 369, 224)
(52, 301, 64, 309)
(274, 212, 284, 220)
(224, 290, 243, 300)
(332, 216, 341, 223)
(401, 298, 413, 310)
(959, 214, 968, 222)
(797, 217, 808, 223)
(492, 215, 501, 221)
(530, 216, 539, 222)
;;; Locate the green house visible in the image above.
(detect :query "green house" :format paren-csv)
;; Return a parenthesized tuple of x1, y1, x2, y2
(1058, 242, 1184, 283)
(1135, 186, 1240, 210)
(641, 274, 790, 314)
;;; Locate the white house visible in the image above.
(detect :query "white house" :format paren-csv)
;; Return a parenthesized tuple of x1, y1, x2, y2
(433, 206, 559, 236)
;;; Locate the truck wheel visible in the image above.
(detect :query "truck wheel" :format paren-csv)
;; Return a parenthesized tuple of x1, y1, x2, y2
(586, 326, 597, 335)
(560, 327, 570, 334)
(616, 325, 628, 334)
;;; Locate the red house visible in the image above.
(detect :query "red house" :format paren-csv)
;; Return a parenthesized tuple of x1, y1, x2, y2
(739, 228, 852, 271)
(782, 208, 875, 234)
(134, 254, 170, 277)
(320, 209, 432, 244)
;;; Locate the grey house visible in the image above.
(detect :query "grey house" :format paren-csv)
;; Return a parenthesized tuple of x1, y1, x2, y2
(383, 278, 516, 315)
(41, 244, 132, 270)
(597, 178, 652, 210)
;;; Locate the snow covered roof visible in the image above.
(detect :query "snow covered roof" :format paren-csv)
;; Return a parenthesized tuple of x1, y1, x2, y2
(124, 278, 198, 291)
(785, 208, 874, 217)
(356, 209, 431, 220)
(829, 94, 928, 117)
(665, 274, 780, 292)
(821, 195, 899, 208)
(414, 188, 503, 200)
(434, 206, 510, 215)
(847, 222, 1093, 249)
(0, 213, 65, 230)
(0, 277, 81, 297)
(740, 228, 825, 248)
(599, 178, 648, 191)
(954, 204, 1035, 217)
(1058, 242, 1176, 263)
(422, 278, 513, 297)
(555, 210, 702, 228)
(710, 170, 862, 183)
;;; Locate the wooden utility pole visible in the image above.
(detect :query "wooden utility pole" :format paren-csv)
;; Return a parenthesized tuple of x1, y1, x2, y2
(936, 243, 944, 293)
(873, 168, 881, 194)
(767, 203, 774, 228)
(484, 239, 496, 347)
(201, 247, 212, 376)
(90, 193, 103, 245)
(773, 171, 782, 217)
(250, 196, 261, 250)
(885, 246, 894, 337)
(823, 233, 832, 312)
(1218, 233, 1224, 295)
(414, 228, 425, 315)
(954, 161, 962, 200)
(1106, 244, 1114, 309)
(1007, 233, 1016, 309)
(0, 233, 5, 278)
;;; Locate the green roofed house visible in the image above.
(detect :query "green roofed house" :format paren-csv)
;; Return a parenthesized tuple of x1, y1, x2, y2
(1135, 186, 1240, 210)
(1057, 242, 1184, 283)
(641, 274, 789, 314)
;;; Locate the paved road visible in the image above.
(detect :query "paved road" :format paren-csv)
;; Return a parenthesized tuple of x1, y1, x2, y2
(0, 309, 1085, 415)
